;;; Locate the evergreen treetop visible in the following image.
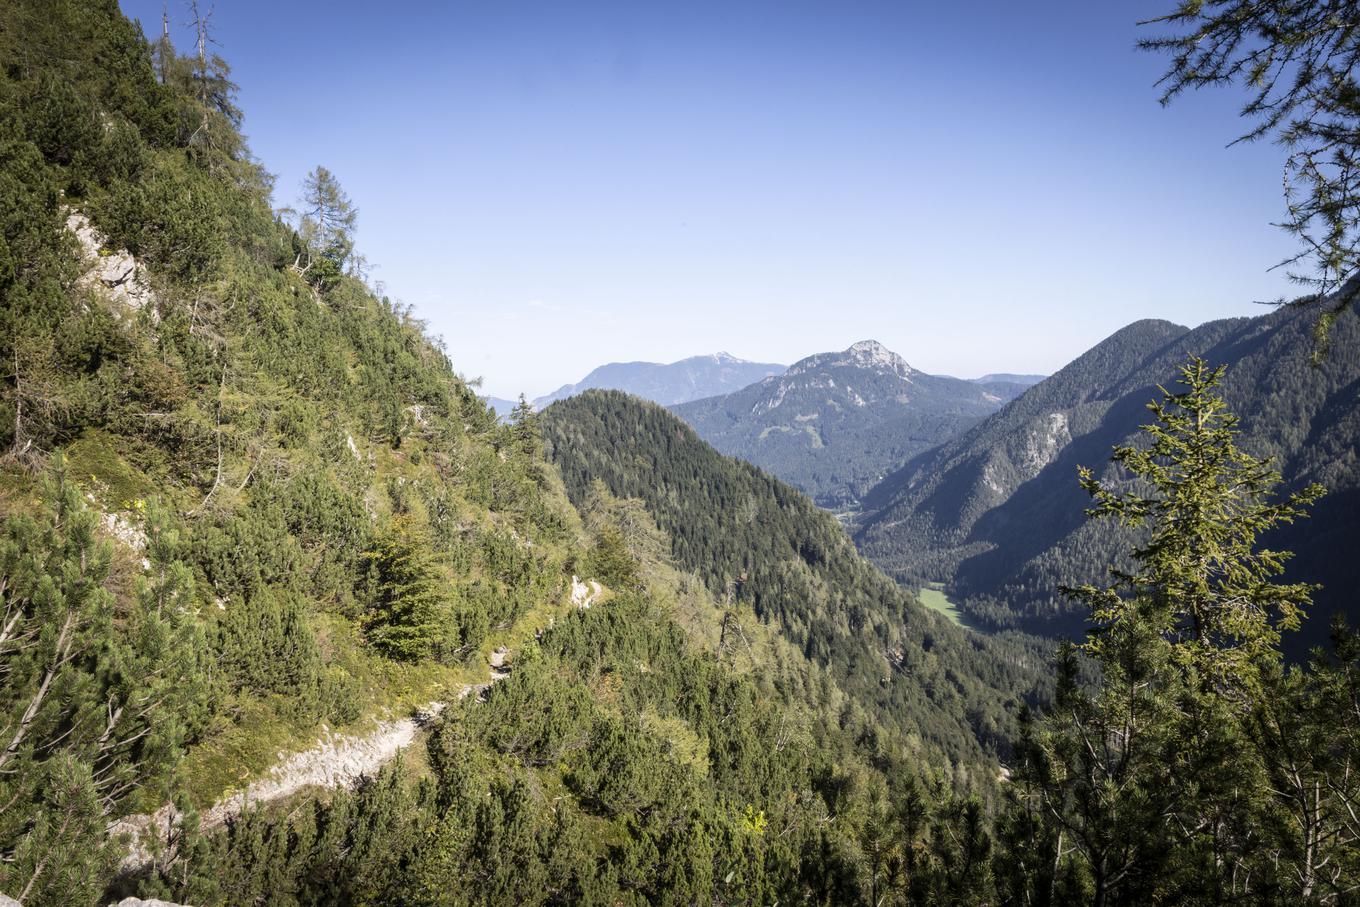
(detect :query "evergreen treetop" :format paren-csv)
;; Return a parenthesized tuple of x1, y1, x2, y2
(1067, 357, 1324, 695)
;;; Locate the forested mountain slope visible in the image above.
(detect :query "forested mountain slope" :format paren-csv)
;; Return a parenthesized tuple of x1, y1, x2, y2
(0, 3, 1030, 904)
(856, 308, 1360, 650)
(673, 340, 1017, 507)
(543, 391, 1048, 769)
(533, 351, 785, 409)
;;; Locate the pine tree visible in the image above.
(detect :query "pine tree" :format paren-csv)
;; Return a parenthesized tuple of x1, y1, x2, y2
(0, 461, 205, 905)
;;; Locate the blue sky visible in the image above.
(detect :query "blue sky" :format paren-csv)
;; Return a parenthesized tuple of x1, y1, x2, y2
(120, 0, 1299, 399)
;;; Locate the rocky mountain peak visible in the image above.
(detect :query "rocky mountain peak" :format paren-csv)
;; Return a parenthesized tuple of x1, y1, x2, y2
(846, 340, 912, 375)
(787, 340, 914, 380)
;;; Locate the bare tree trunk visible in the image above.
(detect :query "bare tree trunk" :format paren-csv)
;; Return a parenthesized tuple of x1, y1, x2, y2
(192, 365, 228, 514)
(158, 4, 170, 83)
(0, 609, 75, 773)
(10, 349, 24, 460)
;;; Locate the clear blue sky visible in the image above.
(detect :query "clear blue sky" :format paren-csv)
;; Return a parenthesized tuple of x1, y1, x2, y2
(121, 0, 1299, 399)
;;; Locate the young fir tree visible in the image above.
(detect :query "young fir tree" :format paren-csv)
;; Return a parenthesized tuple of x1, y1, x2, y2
(1069, 357, 1323, 697)
(1009, 358, 1325, 905)
(362, 515, 447, 661)
(509, 393, 540, 458)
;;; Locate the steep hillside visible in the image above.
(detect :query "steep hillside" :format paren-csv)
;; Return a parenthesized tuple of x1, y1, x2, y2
(542, 391, 1048, 770)
(674, 340, 1015, 507)
(0, 4, 1030, 904)
(533, 351, 784, 408)
(855, 308, 1360, 650)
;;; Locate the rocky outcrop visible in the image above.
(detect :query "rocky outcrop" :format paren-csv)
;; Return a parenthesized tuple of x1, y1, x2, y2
(206, 702, 447, 825)
(570, 575, 602, 609)
(66, 211, 156, 317)
(785, 339, 914, 381)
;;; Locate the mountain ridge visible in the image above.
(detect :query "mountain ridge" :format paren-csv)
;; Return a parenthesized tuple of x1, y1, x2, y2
(970, 373, 1047, 386)
(854, 309, 1360, 652)
(674, 340, 1024, 506)
(532, 351, 785, 408)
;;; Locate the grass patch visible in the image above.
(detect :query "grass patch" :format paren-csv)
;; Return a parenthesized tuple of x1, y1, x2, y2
(63, 429, 155, 508)
(917, 582, 987, 633)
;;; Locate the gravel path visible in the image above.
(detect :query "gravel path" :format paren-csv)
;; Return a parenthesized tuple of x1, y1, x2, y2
(112, 579, 599, 875)
(112, 685, 485, 872)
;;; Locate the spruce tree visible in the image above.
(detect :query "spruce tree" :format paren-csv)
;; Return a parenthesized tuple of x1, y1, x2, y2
(362, 515, 447, 661)
(1010, 358, 1325, 904)
(509, 393, 540, 458)
(1067, 357, 1323, 697)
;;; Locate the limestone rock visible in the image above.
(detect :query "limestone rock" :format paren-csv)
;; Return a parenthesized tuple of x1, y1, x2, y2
(65, 211, 156, 317)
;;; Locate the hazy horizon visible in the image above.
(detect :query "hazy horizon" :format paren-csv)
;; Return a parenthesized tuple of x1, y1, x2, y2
(120, 0, 1301, 399)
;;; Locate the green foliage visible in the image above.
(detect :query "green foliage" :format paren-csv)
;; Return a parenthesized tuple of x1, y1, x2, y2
(542, 389, 1044, 774)
(292, 165, 358, 290)
(584, 525, 644, 593)
(1005, 361, 1360, 903)
(1067, 357, 1324, 692)
(25, 3, 1360, 906)
(217, 588, 330, 721)
(363, 516, 449, 661)
(0, 463, 206, 906)
(509, 393, 540, 458)
(150, 578, 1024, 907)
(1141, 0, 1360, 350)
(0, 4, 586, 901)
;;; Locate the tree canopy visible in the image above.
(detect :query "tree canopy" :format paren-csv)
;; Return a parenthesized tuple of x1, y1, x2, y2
(1143, 0, 1360, 354)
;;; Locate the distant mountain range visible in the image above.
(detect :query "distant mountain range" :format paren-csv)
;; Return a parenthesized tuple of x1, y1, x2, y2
(533, 352, 786, 409)
(673, 341, 1027, 508)
(971, 373, 1046, 387)
(854, 307, 1360, 654)
(485, 396, 519, 418)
